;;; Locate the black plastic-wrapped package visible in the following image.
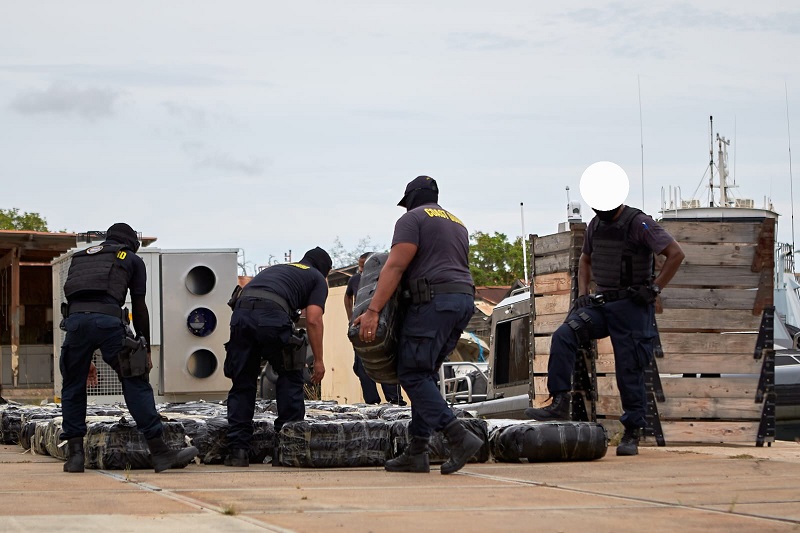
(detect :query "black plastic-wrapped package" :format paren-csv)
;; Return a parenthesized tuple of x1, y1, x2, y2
(31, 420, 51, 455)
(200, 415, 276, 465)
(17, 405, 62, 449)
(488, 420, 608, 463)
(278, 419, 391, 468)
(347, 253, 401, 384)
(84, 417, 187, 470)
(0, 404, 23, 444)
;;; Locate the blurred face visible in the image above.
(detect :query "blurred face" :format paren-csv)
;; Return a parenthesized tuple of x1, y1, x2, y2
(358, 258, 366, 272)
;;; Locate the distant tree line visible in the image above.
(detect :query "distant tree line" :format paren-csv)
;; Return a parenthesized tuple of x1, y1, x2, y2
(0, 208, 49, 231)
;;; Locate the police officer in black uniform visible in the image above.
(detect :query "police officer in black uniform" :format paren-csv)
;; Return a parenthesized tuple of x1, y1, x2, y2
(59, 223, 199, 473)
(525, 166, 685, 456)
(223, 247, 331, 467)
(355, 176, 482, 475)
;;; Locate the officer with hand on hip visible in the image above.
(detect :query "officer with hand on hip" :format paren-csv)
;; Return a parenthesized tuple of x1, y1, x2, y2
(355, 176, 481, 475)
(223, 247, 331, 467)
(525, 163, 685, 456)
(59, 222, 198, 473)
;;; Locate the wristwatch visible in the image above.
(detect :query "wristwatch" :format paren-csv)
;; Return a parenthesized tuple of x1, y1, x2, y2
(650, 283, 662, 295)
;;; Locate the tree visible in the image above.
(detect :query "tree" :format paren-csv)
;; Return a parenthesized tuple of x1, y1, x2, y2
(329, 235, 388, 268)
(469, 231, 526, 286)
(0, 208, 49, 231)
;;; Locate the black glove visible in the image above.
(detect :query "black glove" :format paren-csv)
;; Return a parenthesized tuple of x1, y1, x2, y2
(629, 285, 658, 306)
(573, 295, 594, 309)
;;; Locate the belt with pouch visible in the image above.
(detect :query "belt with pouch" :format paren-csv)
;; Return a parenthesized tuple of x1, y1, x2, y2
(68, 301, 126, 320)
(237, 288, 291, 315)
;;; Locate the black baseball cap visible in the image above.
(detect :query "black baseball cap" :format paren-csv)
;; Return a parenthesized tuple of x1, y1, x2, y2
(398, 175, 438, 207)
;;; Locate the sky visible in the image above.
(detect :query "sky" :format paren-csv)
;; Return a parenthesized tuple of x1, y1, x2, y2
(3, 1, 800, 273)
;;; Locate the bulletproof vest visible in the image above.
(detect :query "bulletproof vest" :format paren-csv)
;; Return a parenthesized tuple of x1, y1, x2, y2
(590, 206, 653, 289)
(64, 244, 130, 305)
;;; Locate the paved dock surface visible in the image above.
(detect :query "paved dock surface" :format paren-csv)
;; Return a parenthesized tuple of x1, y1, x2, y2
(2, 441, 800, 532)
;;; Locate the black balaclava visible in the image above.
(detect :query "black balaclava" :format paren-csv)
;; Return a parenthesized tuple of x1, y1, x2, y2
(405, 189, 439, 211)
(105, 222, 140, 252)
(301, 247, 333, 277)
(592, 205, 622, 223)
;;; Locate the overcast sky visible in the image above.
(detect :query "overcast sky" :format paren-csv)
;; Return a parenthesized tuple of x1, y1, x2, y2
(3, 1, 800, 272)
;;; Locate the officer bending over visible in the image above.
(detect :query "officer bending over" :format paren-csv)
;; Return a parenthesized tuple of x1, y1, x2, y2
(59, 223, 199, 473)
(355, 176, 481, 475)
(223, 247, 331, 467)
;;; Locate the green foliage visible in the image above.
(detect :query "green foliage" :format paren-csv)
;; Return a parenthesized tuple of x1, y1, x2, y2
(0, 208, 49, 231)
(469, 231, 526, 286)
(330, 235, 388, 268)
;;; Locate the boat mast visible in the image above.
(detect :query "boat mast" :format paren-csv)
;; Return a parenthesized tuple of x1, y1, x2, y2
(709, 116, 715, 207)
(717, 133, 731, 207)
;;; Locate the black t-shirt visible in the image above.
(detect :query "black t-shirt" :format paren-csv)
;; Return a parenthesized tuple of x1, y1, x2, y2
(246, 261, 328, 311)
(391, 202, 473, 286)
(345, 271, 361, 298)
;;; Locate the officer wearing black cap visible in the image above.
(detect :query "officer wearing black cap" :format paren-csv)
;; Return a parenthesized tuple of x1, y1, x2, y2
(525, 163, 685, 457)
(223, 246, 331, 467)
(59, 223, 198, 473)
(354, 176, 481, 475)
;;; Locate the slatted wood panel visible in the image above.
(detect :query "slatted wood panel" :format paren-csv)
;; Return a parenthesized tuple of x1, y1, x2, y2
(653, 217, 774, 445)
(530, 216, 776, 445)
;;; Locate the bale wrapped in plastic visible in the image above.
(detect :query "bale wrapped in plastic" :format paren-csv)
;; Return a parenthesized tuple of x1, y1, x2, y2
(19, 420, 37, 450)
(86, 405, 127, 417)
(278, 419, 391, 468)
(379, 406, 412, 421)
(347, 253, 401, 385)
(18, 405, 62, 449)
(84, 417, 187, 470)
(303, 400, 354, 414)
(43, 417, 67, 460)
(201, 415, 276, 465)
(389, 418, 489, 465)
(306, 408, 367, 421)
(159, 414, 214, 459)
(488, 420, 608, 463)
(31, 420, 51, 455)
(158, 400, 226, 418)
(0, 404, 23, 444)
(354, 404, 392, 419)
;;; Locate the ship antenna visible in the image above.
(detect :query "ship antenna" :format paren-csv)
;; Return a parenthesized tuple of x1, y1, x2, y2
(786, 82, 796, 252)
(709, 115, 715, 207)
(520, 202, 529, 286)
(639, 75, 645, 209)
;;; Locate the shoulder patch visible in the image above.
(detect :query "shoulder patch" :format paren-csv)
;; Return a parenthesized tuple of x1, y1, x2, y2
(86, 245, 104, 254)
(290, 263, 310, 270)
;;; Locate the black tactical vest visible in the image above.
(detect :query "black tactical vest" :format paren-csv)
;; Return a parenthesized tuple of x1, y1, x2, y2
(590, 206, 653, 289)
(64, 244, 130, 305)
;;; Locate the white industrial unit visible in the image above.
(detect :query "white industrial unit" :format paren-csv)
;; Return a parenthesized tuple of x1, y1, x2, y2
(52, 247, 237, 402)
(159, 250, 236, 395)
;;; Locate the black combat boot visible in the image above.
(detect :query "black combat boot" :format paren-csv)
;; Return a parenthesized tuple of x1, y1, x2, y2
(63, 437, 85, 473)
(616, 427, 641, 456)
(385, 436, 430, 473)
(440, 420, 483, 475)
(225, 448, 250, 467)
(524, 392, 571, 421)
(146, 436, 199, 473)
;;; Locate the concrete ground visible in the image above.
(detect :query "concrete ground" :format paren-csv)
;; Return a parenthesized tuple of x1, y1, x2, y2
(2, 441, 800, 532)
